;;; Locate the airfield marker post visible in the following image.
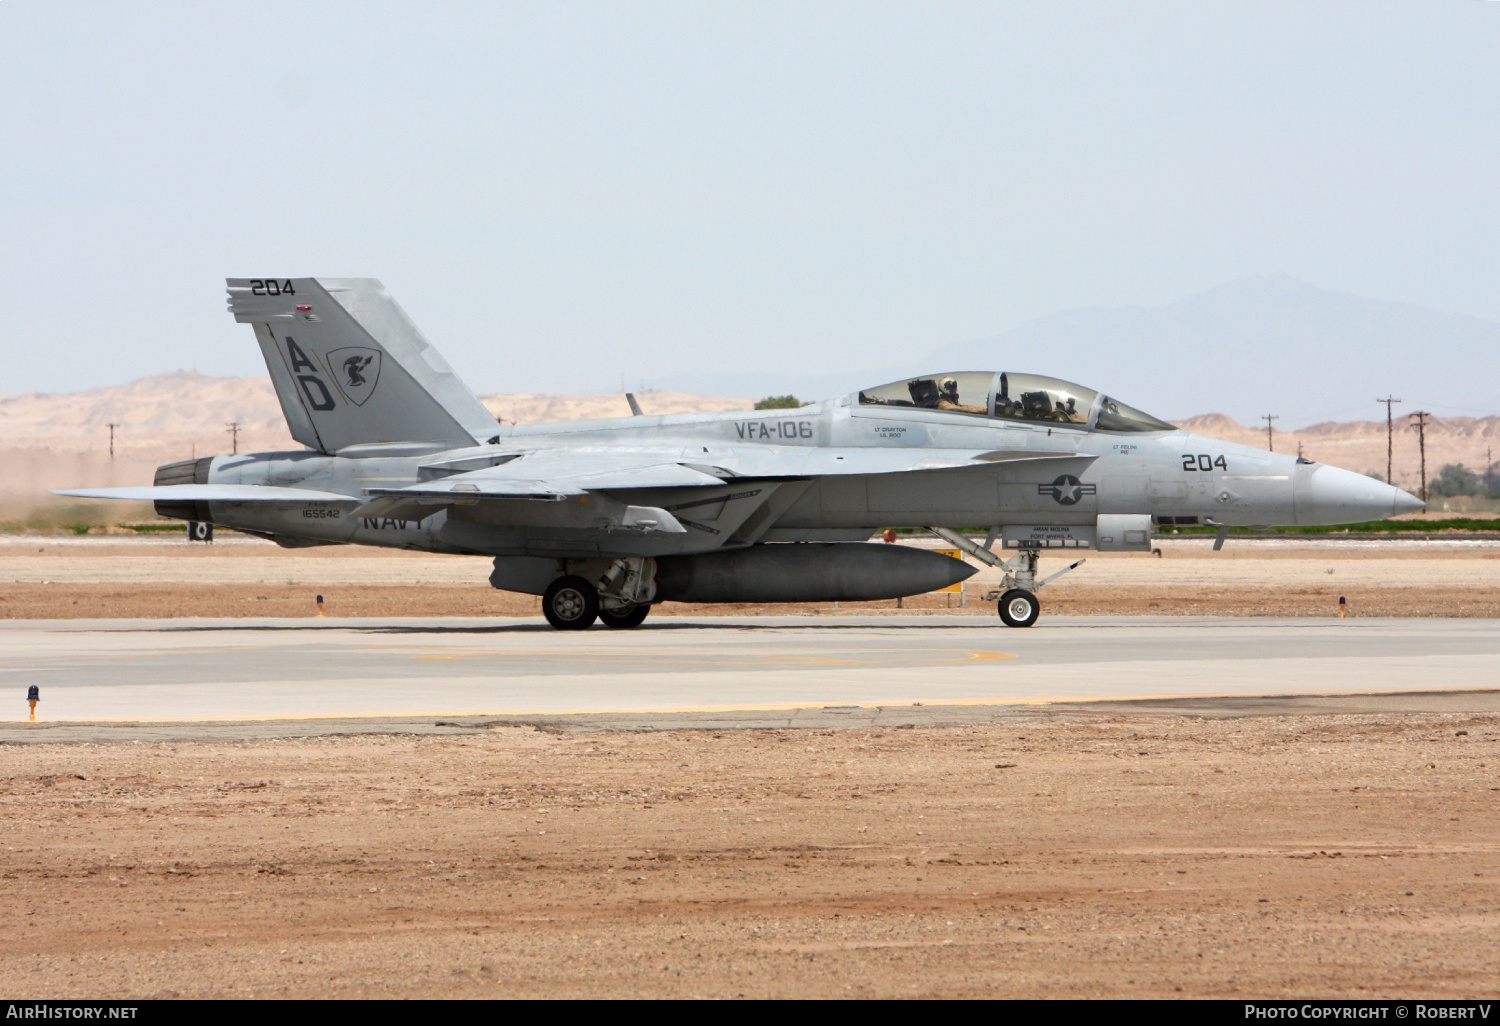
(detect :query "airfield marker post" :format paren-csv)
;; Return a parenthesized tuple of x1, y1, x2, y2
(316, 594, 325, 616)
(27, 685, 38, 722)
(1338, 595, 1347, 619)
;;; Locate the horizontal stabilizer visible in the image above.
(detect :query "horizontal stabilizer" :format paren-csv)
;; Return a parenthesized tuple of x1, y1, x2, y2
(53, 485, 357, 502)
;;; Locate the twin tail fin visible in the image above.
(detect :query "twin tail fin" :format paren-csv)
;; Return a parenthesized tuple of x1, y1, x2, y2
(227, 278, 499, 454)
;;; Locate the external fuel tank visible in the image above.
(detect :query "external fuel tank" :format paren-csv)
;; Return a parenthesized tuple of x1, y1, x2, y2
(653, 543, 976, 603)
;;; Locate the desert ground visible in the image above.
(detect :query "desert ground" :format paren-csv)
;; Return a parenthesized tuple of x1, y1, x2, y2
(2, 709, 1498, 998)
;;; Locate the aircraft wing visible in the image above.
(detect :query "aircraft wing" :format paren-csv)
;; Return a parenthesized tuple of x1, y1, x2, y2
(352, 445, 1092, 520)
(351, 449, 729, 523)
(54, 485, 357, 502)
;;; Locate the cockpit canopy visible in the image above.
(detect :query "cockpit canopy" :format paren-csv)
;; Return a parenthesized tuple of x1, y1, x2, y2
(856, 372, 1174, 433)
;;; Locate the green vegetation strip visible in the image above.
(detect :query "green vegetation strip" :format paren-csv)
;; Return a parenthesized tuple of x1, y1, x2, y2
(1170, 519, 1500, 536)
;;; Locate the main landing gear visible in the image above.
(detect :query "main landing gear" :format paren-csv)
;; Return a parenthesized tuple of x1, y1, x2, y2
(542, 576, 599, 630)
(541, 558, 656, 630)
(926, 527, 1086, 629)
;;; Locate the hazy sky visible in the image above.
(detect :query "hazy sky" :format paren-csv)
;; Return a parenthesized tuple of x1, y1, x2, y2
(3, 1, 1499, 400)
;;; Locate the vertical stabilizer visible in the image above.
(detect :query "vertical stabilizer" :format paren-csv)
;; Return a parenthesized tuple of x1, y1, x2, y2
(227, 278, 498, 453)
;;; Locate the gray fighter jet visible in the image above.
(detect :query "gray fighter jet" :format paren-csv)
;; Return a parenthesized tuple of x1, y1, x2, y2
(59, 277, 1424, 629)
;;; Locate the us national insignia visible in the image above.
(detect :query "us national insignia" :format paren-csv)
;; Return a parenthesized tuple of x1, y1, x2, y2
(328, 347, 382, 406)
(1038, 474, 1096, 506)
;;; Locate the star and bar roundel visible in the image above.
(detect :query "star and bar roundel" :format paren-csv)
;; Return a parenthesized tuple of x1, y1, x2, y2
(1038, 474, 1097, 506)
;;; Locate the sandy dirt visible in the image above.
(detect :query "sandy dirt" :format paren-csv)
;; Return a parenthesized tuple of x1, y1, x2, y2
(1, 536, 1498, 619)
(1, 714, 1497, 998)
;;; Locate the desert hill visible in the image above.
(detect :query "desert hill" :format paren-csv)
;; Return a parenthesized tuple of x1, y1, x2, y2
(3, 372, 1496, 517)
(1173, 414, 1499, 493)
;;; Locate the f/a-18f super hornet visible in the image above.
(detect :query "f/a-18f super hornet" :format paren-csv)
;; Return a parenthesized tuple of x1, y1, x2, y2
(60, 277, 1424, 629)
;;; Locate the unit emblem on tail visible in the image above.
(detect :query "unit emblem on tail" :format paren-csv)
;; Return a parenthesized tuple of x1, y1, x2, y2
(329, 347, 382, 406)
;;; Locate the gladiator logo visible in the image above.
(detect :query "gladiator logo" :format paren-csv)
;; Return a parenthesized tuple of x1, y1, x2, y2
(328, 347, 382, 406)
(1038, 474, 1096, 506)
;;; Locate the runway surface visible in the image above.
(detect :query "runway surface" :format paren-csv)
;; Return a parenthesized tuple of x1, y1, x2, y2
(3, 615, 1498, 723)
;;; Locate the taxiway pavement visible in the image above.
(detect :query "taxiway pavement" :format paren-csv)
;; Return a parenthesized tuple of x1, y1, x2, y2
(2, 615, 1497, 725)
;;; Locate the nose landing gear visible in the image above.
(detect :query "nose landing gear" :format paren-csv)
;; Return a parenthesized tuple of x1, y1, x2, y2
(997, 588, 1040, 628)
(926, 527, 1086, 628)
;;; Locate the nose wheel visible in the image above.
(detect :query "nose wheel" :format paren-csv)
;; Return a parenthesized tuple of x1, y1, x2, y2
(997, 588, 1040, 628)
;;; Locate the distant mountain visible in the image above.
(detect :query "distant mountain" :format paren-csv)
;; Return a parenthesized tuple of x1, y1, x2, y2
(0, 374, 754, 511)
(926, 275, 1500, 427)
(663, 276, 1500, 424)
(0, 372, 750, 449)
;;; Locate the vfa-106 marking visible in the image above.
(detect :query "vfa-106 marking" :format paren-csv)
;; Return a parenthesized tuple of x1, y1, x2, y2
(59, 278, 1423, 630)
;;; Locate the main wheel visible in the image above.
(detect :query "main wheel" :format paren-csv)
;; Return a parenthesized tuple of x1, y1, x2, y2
(598, 602, 650, 629)
(998, 588, 1040, 628)
(542, 576, 599, 630)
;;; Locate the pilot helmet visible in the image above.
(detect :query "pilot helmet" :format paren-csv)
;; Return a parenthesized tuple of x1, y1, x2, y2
(939, 377, 959, 395)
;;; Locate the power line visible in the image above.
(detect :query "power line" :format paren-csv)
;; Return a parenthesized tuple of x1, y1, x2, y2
(1261, 414, 1279, 452)
(1409, 411, 1432, 506)
(1376, 396, 1402, 484)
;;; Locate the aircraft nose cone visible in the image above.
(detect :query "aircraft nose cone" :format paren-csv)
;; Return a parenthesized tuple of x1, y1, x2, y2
(1393, 488, 1425, 516)
(1297, 465, 1420, 525)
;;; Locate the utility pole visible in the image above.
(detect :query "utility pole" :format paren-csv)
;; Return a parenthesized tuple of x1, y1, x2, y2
(1409, 411, 1431, 505)
(106, 423, 119, 459)
(226, 421, 241, 455)
(1377, 395, 1402, 484)
(1488, 444, 1494, 497)
(1262, 414, 1279, 452)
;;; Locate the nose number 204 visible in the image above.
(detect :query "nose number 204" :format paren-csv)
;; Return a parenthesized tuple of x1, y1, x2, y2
(1182, 454, 1228, 471)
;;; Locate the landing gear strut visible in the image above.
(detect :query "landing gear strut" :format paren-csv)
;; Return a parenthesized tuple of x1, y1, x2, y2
(926, 527, 1087, 629)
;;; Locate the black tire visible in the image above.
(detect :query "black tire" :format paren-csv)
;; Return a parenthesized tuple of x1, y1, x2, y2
(598, 603, 650, 629)
(997, 588, 1040, 628)
(542, 576, 599, 630)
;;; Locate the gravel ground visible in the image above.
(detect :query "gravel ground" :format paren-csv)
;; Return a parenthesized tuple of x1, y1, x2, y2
(1, 713, 1498, 998)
